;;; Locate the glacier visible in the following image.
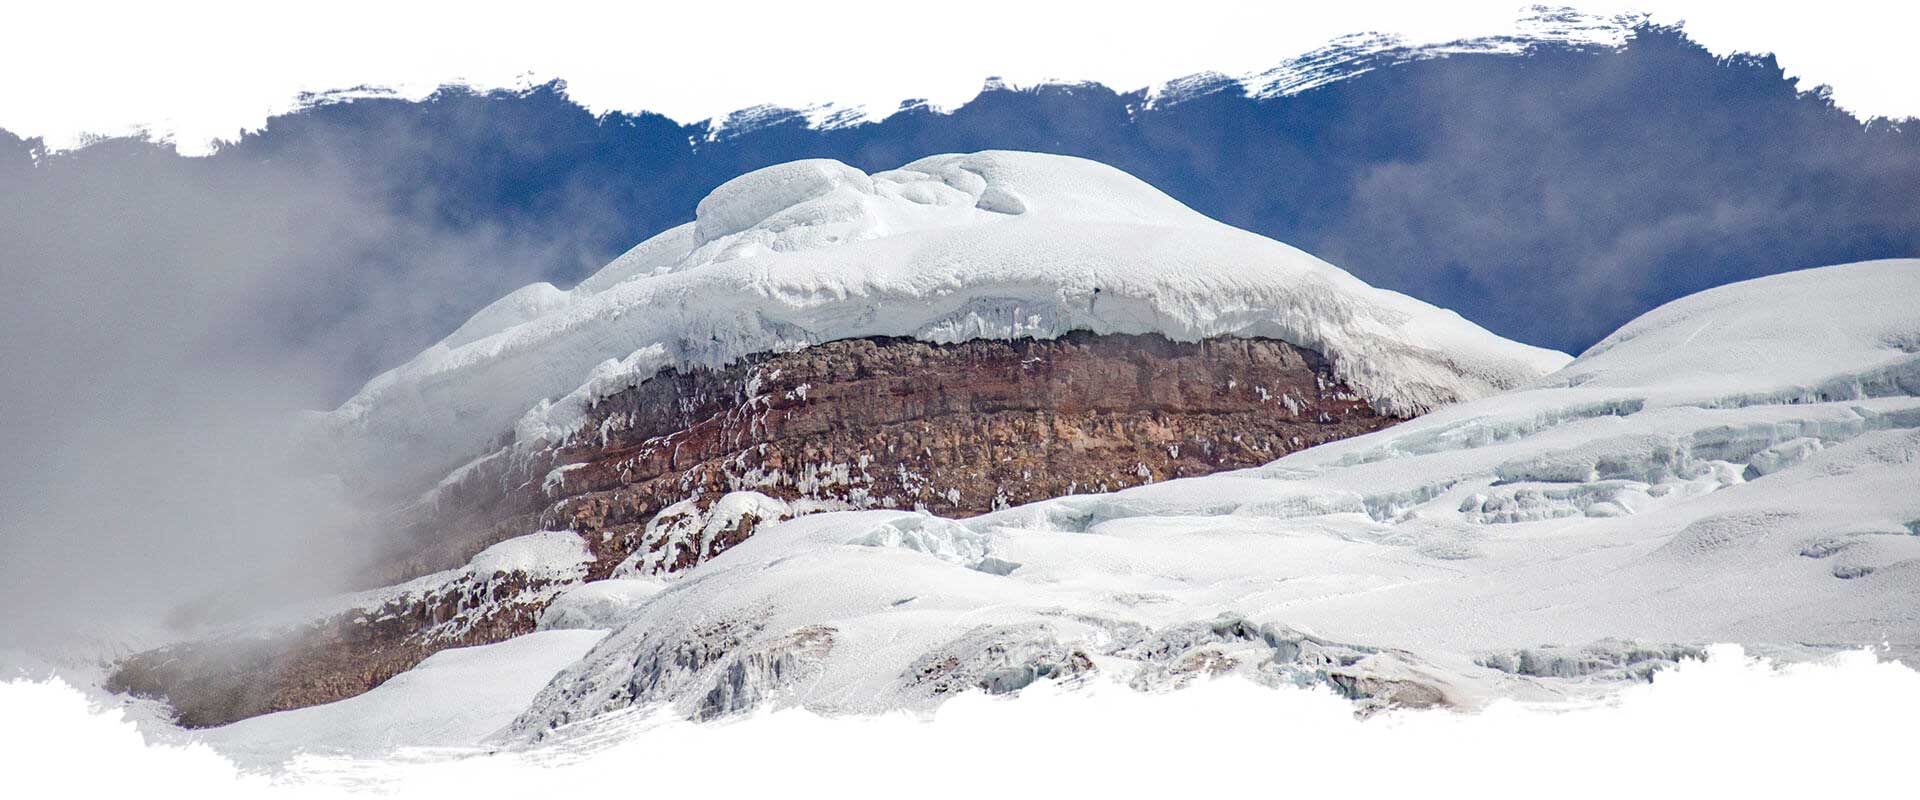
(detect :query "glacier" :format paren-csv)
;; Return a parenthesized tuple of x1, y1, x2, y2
(475, 258, 1918, 740)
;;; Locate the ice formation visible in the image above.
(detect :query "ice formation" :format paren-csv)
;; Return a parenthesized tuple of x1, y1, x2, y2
(312, 151, 1568, 491)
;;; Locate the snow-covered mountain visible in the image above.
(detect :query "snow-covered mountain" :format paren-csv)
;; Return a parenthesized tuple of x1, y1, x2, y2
(170, 255, 1920, 763)
(110, 150, 1566, 729)
(316, 151, 1564, 490)
(102, 151, 1917, 763)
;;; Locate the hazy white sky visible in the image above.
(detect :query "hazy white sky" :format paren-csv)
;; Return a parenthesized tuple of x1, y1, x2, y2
(2, 1, 1915, 153)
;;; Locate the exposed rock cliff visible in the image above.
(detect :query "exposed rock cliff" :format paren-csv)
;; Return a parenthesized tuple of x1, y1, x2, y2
(108, 151, 1570, 728)
(114, 331, 1401, 726)
(393, 331, 1394, 581)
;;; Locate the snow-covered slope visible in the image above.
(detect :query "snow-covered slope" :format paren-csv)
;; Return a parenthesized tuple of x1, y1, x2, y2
(194, 630, 605, 765)
(184, 258, 1918, 761)
(492, 259, 1919, 739)
(314, 151, 1568, 490)
(1546, 260, 1920, 402)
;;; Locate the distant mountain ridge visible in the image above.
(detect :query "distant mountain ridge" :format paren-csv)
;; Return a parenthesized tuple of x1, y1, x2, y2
(700, 6, 1637, 139)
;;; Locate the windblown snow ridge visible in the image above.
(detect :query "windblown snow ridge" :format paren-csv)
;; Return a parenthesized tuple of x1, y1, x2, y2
(313, 150, 1568, 491)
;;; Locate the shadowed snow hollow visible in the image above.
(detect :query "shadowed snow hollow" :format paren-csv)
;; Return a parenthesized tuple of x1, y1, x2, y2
(313, 151, 1568, 491)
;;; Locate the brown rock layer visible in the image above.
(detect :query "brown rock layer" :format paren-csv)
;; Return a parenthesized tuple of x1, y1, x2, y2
(114, 332, 1403, 726)
(108, 570, 564, 727)
(392, 331, 1396, 582)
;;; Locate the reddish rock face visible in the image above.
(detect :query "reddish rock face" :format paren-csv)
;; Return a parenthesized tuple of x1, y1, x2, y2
(389, 331, 1396, 584)
(114, 332, 1403, 726)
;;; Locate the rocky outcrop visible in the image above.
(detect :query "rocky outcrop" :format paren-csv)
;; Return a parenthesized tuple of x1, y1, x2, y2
(107, 569, 563, 727)
(391, 331, 1395, 583)
(115, 331, 1403, 726)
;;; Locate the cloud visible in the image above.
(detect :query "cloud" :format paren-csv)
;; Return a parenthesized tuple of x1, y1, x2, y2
(0, 128, 626, 650)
